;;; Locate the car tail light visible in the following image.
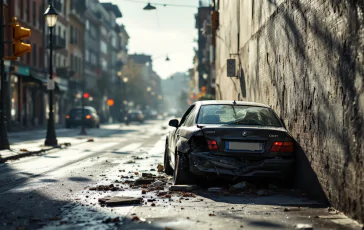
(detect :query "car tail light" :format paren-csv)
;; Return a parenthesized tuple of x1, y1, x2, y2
(66, 115, 70, 119)
(86, 115, 92, 119)
(270, 141, 294, 153)
(207, 140, 218, 151)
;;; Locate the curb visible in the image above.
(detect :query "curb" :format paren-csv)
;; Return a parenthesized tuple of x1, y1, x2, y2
(0, 142, 72, 163)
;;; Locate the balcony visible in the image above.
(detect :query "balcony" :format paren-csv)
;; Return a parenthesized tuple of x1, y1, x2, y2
(47, 35, 66, 50)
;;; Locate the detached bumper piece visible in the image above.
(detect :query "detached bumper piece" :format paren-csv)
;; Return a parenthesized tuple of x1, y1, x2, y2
(189, 152, 294, 178)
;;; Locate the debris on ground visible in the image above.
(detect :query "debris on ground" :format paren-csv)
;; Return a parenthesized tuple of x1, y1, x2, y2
(98, 196, 143, 206)
(169, 185, 198, 191)
(295, 223, 313, 229)
(228, 181, 255, 193)
(89, 184, 123, 191)
(151, 180, 164, 187)
(103, 217, 120, 223)
(133, 156, 144, 160)
(87, 139, 94, 142)
(131, 216, 140, 221)
(142, 173, 155, 178)
(157, 164, 164, 172)
(209, 213, 216, 216)
(135, 177, 155, 185)
(125, 160, 136, 164)
(284, 207, 301, 212)
(20, 149, 29, 152)
(134, 172, 139, 175)
(208, 187, 223, 193)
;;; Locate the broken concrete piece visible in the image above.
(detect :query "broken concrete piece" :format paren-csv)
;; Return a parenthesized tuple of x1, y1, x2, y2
(98, 196, 142, 206)
(169, 185, 198, 191)
(157, 164, 164, 172)
(151, 180, 164, 187)
(142, 173, 155, 178)
(295, 223, 313, 229)
(135, 177, 155, 185)
(229, 181, 255, 192)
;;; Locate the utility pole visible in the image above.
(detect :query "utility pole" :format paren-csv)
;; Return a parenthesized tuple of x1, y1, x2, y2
(0, 0, 10, 150)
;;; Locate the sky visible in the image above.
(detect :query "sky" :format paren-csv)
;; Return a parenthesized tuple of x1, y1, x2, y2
(99, 0, 205, 79)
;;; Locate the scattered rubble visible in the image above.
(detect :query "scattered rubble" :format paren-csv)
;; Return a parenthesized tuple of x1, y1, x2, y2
(89, 184, 123, 191)
(157, 164, 164, 172)
(229, 181, 255, 193)
(87, 139, 94, 142)
(135, 177, 155, 185)
(98, 196, 143, 206)
(170, 185, 198, 191)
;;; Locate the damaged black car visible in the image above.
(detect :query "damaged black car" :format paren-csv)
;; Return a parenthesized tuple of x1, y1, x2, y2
(164, 100, 295, 185)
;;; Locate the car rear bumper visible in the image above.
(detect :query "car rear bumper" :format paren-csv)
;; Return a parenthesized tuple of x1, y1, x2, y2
(188, 152, 294, 178)
(66, 120, 95, 126)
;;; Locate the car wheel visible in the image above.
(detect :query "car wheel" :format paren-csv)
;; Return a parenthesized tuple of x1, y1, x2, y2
(173, 152, 192, 185)
(65, 123, 70, 128)
(164, 142, 173, 176)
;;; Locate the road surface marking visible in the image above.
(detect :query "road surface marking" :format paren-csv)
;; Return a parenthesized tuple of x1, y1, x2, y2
(114, 143, 143, 153)
(85, 142, 120, 152)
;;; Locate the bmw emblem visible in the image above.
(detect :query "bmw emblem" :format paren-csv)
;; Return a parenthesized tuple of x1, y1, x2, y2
(242, 131, 248, 137)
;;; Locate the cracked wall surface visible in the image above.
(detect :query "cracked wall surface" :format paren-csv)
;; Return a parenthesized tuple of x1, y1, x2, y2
(215, 0, 364, 222)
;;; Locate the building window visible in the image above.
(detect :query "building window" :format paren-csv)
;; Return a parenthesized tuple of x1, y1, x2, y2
(32, 1, 36, 27)
(20, 0, 24, 19)
(38, 47, 43, 68)
(70, 25, 73, 44)
(32, 44, 37, 67)
(100, 41, 107, 53)
(26, 0, 30, 21)
(85, 50, 89, 62)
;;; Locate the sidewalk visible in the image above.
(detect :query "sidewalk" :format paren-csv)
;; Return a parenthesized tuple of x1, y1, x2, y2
(0, 137, 87, 163)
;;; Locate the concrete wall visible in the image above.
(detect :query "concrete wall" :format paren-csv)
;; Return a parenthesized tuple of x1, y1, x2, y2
(216, 0, 364, 222)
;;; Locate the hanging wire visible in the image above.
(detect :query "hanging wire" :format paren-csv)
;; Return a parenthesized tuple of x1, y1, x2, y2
(123, 0, 197, 8)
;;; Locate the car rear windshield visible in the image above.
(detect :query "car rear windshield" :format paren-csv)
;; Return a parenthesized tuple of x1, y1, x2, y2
(197, 105, 282, 127)
(70, 108, 91, 115)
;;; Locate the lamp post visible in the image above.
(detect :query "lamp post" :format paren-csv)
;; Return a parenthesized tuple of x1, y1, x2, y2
(122, 77, 128, 119)
(44, 3, 58, 146)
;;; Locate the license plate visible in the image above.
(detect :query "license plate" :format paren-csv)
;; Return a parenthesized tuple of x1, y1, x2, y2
(75, 117, 81, 121)
(226, 142, 263, 151)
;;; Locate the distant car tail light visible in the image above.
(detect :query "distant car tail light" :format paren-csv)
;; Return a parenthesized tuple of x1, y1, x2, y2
(66, 115, 70, 119)
(207, 140, 218, 151)
(86, 115, 92, 119)
(270, 141, 294, 153)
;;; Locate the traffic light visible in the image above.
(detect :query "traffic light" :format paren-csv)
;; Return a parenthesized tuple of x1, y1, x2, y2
(12, 17, 31, 58)
(107, 99, 114, 106)
(83, 92, 90, 99)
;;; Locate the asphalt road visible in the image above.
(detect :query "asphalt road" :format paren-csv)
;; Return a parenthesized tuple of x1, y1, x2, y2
(0, 120, 362, 230)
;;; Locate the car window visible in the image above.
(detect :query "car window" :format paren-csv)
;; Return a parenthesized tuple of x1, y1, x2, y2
(185, 107, 197, 127)
(179, 105, 195, 126)
(197, 105, 282, 127)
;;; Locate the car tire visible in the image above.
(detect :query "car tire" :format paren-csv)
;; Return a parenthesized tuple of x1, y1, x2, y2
(164, 142, 173, 176)
(65, 124, 70, 128)
(173, 153, 192, 185)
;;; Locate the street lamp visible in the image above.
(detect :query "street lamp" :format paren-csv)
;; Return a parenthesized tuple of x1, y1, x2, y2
(146, 86, 151, 92)
(122, 77, 128, 120)
(44, 3, 58, 146)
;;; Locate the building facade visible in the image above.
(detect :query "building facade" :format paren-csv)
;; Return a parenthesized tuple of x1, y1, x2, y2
(214, 0, 364, 222)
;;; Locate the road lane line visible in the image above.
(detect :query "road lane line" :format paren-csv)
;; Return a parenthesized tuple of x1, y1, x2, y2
(84, 142, 120, 152)
(114, 143, 143, 153)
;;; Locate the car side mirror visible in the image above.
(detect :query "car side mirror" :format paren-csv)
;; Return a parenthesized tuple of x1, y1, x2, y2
(169, 119, 179, 128)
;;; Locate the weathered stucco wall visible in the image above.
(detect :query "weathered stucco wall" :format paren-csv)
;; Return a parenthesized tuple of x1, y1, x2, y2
(216, 0, 364, 222)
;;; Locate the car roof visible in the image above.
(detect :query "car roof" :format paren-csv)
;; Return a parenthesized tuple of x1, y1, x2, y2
(195, 100, 271, 108)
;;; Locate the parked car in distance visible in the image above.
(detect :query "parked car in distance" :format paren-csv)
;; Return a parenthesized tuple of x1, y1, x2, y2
(125, 110, 144, 125)
(65, 106, 100, 128)
(164, 100, 295, 186)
